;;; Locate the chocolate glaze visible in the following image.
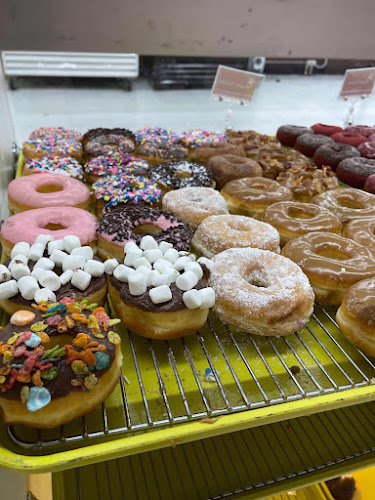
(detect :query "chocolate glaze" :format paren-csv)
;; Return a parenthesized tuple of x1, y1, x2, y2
(82, 128, 135, 143)
(277, 125, 314, 137)
(138, 143, 188, 160)
(337, 157, 375, 176)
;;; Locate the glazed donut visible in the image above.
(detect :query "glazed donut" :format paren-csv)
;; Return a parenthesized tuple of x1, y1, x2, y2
(23, 156, 83, 179)
(190, 143, 245, 165)
(313, 143, 360, 170)
(191, 215, 280, 258)
(84, 154, 148, 184)
(331, 131, 367, 147)
(276, 165, 339, 202)
(0, 207, 97, 257)
(162, 187, 228, 228)
(29, 127, 82, 142)
(357, 141, 375, 159)
(8, 173, 91, 214)
(294, 134, 334, 157)
(342, 217, 375, 254)
(85, 133, 136, 156)
(208, 154, 262, 189)
(22, 139, 82, 162)
(148, 161, 214, 194)
(311, 124, 343, 136)
(0, 299, 122, 428)
(208, 247, 314, 336)
(336, 157, 375, 188)
(180, 129, 226, 148)
(312, 188, 375, 224)
(220, 177, 293, 219)
(346, 125, 375, 137)
(263, 201, 342, 246)
(282, 232, 375, 305)
(82, 128, 134, 145)
(364, 173, 375, 194)
(276, 125, 314, 147)
(136, 142, 189, 163)
(336, 277, 375, 357)
(97, 205, 192, 261)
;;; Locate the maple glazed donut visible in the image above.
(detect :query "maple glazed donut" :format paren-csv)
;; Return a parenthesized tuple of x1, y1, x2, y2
(191, 215, 280, 258)
(282, 232, 375, 305)
(220, 177, 293, 219)
(208, 154, 263, 190)
(208, 247, 314, 336)
(8, 173, 91, 214)
(343, 217, 375, 255)
(263, 201, 342, 246)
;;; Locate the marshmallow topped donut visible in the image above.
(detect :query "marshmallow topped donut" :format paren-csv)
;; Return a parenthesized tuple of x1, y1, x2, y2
(23, 156, 83, 179)
(8, 173, 91, 214)
(191, 215, 280, 258)
(208, 247, 314, 336)
(1, 207, 97, 257)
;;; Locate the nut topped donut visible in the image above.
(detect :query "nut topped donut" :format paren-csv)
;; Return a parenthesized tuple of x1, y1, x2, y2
(294, 133, 334, 157)
(208, 247, 314, 336)
(254, 150, 310, 179)
(313, 143, 360, 170)
(191, 215, 280, 258)
(312, 188, 375, 224)
(276, 125, 314, 147)
(343, 217, 375, 255)
(221, 177, 293, 219)
(23, 156, 83, 179)
(208, 154, 263, 189)
(282, 232, 375, 305)
(148, 161, 214, 193)
(336, 157, 375, 188)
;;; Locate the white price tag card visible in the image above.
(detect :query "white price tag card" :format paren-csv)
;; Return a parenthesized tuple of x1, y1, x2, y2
(212, 65, 264, 104)
(340, 67, 375, 98)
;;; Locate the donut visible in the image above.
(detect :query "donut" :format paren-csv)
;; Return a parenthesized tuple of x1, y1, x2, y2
(226, 129, 280, 148)
(190, 143, 245, 165)
(250, 147, 310, 179)
(311, 124, 344, 136)
(208, 247, 314, 336)
(148, 161, 214, 194)
(135, 127, 180, 146)
(22, 139, 82, 162)
(91, 175, 161, 215)
(346, 125, 375, 137)
(357, 141, 375, 159)
(180, 129, 226, 148)
(282, 232, 375, 305)
(331, 131, 367, 147)
(276, 125, 314, 147)
(312, 188, 375, 224)
(294, 134, 334, 157)
(220, 177, 293, 219)
(343, 218, 375, 255)
(263, 201, 342, 246)
(336, 157, 375, 188)
(109, 236, 215, 340)
(162, 187, 229, 228)
(82, 128, 134, 145)
(364, 173, 375, 194)
(0, 299, 122, 428)
(1, 207, 97, 257)
(191, 215, 280, 258)
(336, 277, 375, 357)
(23, 156, 83, 179)
(84, 154, 148, 184)
(97, 205, 192, 261)
(29, 127, 82, 142)
(313, 143, 360, 170)
(208, 154, 262, 189)
(85, 133, 136, 156)
(136, 142, 189, 163)
(276, 165, 339, 202)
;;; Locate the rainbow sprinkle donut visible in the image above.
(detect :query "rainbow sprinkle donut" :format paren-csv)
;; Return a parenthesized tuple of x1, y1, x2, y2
(135, 127, 180, 146)
(84, 154, 149, 183)
(29, 127, 82, 142)
(181, 129, 226, 148)
(22, 139, 82, 161)
(24, 156, 83, 178)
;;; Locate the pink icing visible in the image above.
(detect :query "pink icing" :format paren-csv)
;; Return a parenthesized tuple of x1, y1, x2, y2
(8, 173, 90, 209)
(1, 207, 97, 245)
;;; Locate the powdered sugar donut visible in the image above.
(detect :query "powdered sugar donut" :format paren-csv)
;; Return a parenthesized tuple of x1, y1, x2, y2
(23, 156, 83, 178)
(208, 247, 314, 336)
(191, 215, 280, 258)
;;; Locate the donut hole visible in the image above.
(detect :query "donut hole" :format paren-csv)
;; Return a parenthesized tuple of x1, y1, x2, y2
(316, 248, 350, 260)
(338, 199, 364, 209)
(36, 184, 63, 193)
(287, 207, 314, 219)
(43, 223, 67, 230)
(134, 223, 163, 235)
(246, 270, 270, 288)
(176, 171, 192, 178)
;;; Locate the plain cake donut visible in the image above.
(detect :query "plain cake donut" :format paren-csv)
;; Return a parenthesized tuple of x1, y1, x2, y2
(208, 155, 262, 190)
(312, 188, 375, 224)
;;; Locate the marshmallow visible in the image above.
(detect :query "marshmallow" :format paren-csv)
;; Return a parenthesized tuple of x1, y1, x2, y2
(9, 254, 28, 267)
(18, 276, 39, 300)
(62, 255, 85, 272)
(133, 257, 152, 270)
(152, 273, 170, 287)
(35, 234, 54, 246)
(163, 248, 179, 264)
(185, 262, 203, 280)
(149, 285, 172, 304)
(179, 251, 196, 261)
(182, 289, 202, 309)
(174, 256, 192, 271)
(124, 241, 140, 254)
(47, 239, 65, 255)
(198, 287, 215, 308)
(11, 264, 30, 280)
(34, 288, 56, 304)
(104, 259, 119, 275)
(33, 257, 55, 270)
(166, 269, 180, 284)
(50, 249, 68, 266)
(71, 270, 92, 291)
(153, 259, 174, 274)
(197, 257, 214, 273)
(0, 280, 18, 299)
(128, 273, 147, 296)
(39, 270, 61, 291)
(11, 242, 30, 258)
(84, 260, 105, 277)
(31, 267, 44, 281)
(143, 248, 163, 264)
(124, 247, 143, 266)
(28, 243, 45, 261)
(176, 271, 198, 291)
(134, 265, 152, 280)
(140, 235, 158, 250)
(63, 235, 81, 253)
(158, 241, 173, 254)
(60, 269, 73, 285)
(113, 265, 135, 282)
(146, 270, 160, 286)
(71, 246, 94, 261)
(0, 264, 11, 283)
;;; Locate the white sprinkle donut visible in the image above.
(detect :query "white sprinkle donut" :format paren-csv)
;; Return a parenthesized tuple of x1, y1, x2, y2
(191, 215, 280, 258)
(209, 247, 315, 336)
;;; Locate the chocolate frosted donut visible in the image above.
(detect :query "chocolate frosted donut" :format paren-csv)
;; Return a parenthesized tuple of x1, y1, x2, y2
(137, 142, 188, 162)
(311, 123, 343, 136)
(336, 157, 375, 188)
(82, 128, 134, 145)
(276, 125, 314, 147)
(358, 141, 375, 159)
(294, 134, 334, 157)
(85, 134, 136, 156)
(208, 154, 263, 189)
(346, 125, 375, 137)
(190, 143, 245, 165)
(149, 161, 213, 192)
(331, 131, 367, 147)
(313, 143, 360, 169)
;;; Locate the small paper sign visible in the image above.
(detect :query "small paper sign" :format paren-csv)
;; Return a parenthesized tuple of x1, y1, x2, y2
(340, 67, 375, 98)
(212, 65, 264, 104)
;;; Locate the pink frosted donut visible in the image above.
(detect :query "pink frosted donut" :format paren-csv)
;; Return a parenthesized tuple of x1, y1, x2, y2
(1, 207, 97, 256)
(8, 173, 91, 214)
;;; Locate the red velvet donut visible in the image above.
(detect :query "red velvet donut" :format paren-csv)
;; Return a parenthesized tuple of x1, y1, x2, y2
(368, 133, 375, 143)
(336, 157, 375, 189)
(276, 125, 314, 147)
(346, 125, 375, 137)
(358, 142, 375, 159)
(313, 143, 360, 170)
(364, 173, 375, 194)
(331, 131, 367, 147)
(294, 134, 334, 157)
(311, 123, 343, 136)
